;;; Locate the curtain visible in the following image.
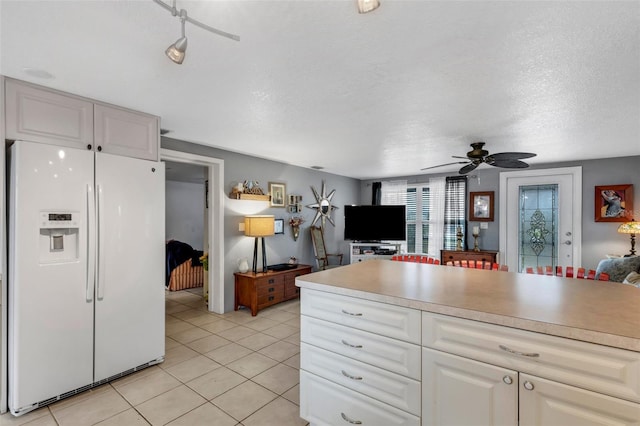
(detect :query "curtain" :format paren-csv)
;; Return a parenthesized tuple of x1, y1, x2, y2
(381, 180, 407, 205)
(428, 177, 446, 256)
(371, 182, 381, 205)
(444, 176, 467, 250)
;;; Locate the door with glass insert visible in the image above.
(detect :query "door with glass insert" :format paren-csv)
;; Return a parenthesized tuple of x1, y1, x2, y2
(500, 167, 582, 273)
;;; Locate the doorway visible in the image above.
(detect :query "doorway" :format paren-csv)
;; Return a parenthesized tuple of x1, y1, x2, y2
(499, 167, 582, 273)
(160, 149, 224, 314)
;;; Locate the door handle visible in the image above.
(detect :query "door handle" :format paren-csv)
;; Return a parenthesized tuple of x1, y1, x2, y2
(86, 184, 95, 302)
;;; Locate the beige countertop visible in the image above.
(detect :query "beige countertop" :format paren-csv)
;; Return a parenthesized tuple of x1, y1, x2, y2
(296, 260, 640, 352)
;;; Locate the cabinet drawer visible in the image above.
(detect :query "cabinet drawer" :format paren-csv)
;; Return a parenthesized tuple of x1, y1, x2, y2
(301, 289, 421, 344)
(256, 275, 285, 288)
(300, 371, 420, 426)
(423, 312, 640, 403)
(301, 316, 421, 379)
(257, 291, 283, 306)
(284, 281, 300, 298)
(256, 281, 284, 297)
(301, 343, 421, 415)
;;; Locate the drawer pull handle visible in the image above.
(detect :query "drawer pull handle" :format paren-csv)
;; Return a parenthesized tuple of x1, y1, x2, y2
(268, 287, 275, 292)
(499, 344, 540, 358)
(341, 413, 362, 424)
(268, 296, 274, 301)
(341, 370, 363, 381)
(268, 279, 275, 284)
(341, 339, 363, 349)
(341, 309, 363, 317)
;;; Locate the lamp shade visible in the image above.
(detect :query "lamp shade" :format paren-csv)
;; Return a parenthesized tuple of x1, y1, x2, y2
(618, 220, 640, 234)
(244, 215, 275, 237)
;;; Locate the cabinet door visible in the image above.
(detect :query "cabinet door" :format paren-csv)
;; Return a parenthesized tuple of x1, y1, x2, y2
(94, 104, 158, 161)
(519, 374, 640, 426)
(5, 79, 93, 147)
(422, 348, 518, 426)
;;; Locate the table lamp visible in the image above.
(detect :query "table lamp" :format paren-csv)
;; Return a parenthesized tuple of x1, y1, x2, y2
(617, 219, 640, 256)
(244, 215, 275, 273)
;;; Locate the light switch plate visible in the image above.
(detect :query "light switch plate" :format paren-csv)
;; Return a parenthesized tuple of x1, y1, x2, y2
(480, 222, 489, 229)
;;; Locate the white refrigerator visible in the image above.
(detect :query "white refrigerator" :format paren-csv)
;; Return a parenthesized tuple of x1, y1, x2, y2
(8, 140, 165, 416)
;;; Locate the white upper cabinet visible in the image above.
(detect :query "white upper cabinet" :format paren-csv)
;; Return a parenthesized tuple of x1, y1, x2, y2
(94, 104, 158, 161)
(5, 79, 159, 161)
(5, 79, 94, 148)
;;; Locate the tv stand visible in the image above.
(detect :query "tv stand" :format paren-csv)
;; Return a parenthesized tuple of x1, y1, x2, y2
(350, 242, 402, 264)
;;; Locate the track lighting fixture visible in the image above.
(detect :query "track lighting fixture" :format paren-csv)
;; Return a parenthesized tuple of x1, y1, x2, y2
(165, 9, 187, 64)
(153, 0, 240, 65)
(357, 0, 380, 13)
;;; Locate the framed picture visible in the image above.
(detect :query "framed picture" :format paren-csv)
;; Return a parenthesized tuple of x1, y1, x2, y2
(274, 219, 284, 234)
(269, 182, 286, 208)
(469, 191, 494, 222)
(595, 184, 633, 222)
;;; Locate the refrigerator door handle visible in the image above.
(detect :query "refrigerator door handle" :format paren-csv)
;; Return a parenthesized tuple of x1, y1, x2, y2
(86, 184, 95, 302)
(96, 184, 105, 301)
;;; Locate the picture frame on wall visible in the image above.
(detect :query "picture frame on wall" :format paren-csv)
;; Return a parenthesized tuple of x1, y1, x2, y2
(594, 184, 633, 222)
(469, 191, 494, 222)
(269, 182, 286, 208)
(274, 219, 284, 234)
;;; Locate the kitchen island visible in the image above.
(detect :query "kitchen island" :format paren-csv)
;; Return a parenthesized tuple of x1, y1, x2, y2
(296, 260, 640, 425)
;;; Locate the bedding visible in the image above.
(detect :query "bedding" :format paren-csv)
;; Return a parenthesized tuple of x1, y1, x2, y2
(166, 240, 204, 291)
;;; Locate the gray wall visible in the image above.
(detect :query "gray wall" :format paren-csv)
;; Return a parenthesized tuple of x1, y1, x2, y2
(162, 137, 360, 312)
(165, 180, 205, 250)
(360, 155, 640, 269)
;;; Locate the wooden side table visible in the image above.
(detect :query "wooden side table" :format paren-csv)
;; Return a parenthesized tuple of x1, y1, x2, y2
(440, 250, 498, 265)
(234, 264, 313, 316)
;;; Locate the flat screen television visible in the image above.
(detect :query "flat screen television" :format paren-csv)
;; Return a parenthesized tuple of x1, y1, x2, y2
(344, 205, 406, 241)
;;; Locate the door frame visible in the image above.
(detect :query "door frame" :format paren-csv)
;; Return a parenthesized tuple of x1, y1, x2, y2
(499, 166, 582, 272)
(160, 149, 225, 314)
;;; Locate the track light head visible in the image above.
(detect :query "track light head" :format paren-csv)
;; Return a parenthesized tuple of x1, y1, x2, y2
(165, 8, 188, 64)
(165, 36, 187, 64)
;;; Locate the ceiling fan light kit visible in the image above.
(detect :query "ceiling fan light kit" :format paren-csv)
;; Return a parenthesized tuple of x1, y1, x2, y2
(421, 142, 536, 175)
(153, 0, 240, 65)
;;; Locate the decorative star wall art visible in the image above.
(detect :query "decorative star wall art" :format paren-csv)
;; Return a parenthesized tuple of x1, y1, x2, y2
(307, 180, 338, 227)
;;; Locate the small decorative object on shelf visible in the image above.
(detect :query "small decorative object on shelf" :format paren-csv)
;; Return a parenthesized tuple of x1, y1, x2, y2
(456, 226, 464, 251)
(289, 216, 305, 241)
(472, 225, 480, 252)
(229, 180, 270, 201)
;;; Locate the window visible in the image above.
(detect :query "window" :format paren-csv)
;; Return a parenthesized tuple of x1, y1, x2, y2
(381, 177, 466, 255)
(444, 176, 467, 250)
(406, 185, 430, 254)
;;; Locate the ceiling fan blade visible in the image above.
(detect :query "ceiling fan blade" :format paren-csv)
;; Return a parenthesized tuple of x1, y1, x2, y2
(488, 159, 530, 169)
(420, 161, 469, 171)
(451, 155, 469, 159)
(459, 162, 479, 174)
(490, 152, 537, 161)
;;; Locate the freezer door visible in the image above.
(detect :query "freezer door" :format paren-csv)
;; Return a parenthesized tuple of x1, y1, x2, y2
(94, 153, 165, 382)
(8, 141, 95, 413)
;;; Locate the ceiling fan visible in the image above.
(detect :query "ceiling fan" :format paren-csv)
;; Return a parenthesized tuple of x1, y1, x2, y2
(421, 142, 537, 175)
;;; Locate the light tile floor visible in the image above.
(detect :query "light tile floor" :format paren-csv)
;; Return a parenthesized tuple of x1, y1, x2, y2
(0, 288, 308, 426)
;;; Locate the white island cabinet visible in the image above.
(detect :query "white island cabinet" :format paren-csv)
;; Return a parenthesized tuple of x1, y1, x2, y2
(296, 260, 640, 426)
(300, 288, 421, 425)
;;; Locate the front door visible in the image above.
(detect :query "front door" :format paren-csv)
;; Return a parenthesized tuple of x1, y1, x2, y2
(499, 167, 582, 273)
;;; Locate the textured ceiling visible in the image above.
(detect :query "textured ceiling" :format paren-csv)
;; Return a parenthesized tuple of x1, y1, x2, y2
(1, 0, 639, 179)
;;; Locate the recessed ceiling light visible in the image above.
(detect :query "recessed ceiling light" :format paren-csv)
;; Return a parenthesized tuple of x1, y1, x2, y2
(311, 166, 324, 170)
(22, 68, 54, 79)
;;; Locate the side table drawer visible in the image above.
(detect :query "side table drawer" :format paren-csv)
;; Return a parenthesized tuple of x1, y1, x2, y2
(301, 289, 421, 344)
(301, 343, 421, 415)
(300, 371, 420, 426)
(422, 312, 640, 403)
(256, 281, 284, 297)
(301, 316, 421, 379)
